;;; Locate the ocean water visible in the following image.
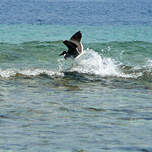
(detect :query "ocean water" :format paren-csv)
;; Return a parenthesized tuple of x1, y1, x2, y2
(0, 0, 152, 152)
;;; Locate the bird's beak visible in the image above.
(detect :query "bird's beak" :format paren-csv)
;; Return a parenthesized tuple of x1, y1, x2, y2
(59, 51, 65, 56)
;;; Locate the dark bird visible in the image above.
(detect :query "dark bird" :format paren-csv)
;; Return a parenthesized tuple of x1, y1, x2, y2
(59, 31, 83, 59)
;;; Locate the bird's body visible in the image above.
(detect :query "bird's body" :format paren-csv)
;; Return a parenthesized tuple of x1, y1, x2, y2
(59, 31, 83, 59)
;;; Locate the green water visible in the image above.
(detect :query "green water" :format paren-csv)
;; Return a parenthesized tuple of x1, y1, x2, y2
(0, 24, 152, 152)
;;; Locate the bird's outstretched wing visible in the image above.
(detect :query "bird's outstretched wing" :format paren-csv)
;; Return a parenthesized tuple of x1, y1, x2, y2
(63, 40, 77, 50)
(70, 31, 82, 42)
(62, 31, 83, 58)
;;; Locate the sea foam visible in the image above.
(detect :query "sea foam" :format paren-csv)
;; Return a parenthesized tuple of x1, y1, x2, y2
(0, 49, 145, 79)
(68, 49, 135, 78)
(0, 68, 64, 78)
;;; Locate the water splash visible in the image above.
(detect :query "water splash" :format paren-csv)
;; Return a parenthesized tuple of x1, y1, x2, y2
(0, 49, 151, 80)
(0, 68, 64, 78)
(67, 49, 135, 78)
(0, 69, 16, 78)
(146, 59, 152, 69)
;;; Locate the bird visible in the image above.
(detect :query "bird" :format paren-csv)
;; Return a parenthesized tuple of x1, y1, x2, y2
(59, 31, 83, 59)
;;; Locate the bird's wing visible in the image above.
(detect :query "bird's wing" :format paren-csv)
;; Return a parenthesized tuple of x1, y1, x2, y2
(63, 40, 79, 57)
(63, 40, 77, 50)
(70, 31, 82, 42)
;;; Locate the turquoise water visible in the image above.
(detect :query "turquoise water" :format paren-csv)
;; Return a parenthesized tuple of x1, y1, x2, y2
(1, 25, 152, 43)
(0, 25, 152, 152)
(0, 0, 152, 152)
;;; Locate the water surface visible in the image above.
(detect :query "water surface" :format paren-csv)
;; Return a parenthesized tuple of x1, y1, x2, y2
(0, 0, 152, 152)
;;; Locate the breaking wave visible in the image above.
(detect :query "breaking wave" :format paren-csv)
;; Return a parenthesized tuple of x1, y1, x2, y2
(0, 68, 64, 78)
(58, 49, 142, 79)
(0, 48, 151, 81)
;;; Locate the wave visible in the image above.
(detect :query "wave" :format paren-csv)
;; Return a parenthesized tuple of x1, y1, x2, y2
(0, 48, 152, 81)
(0, 68, 64, 79)
(0, 40, 152, 65)
(0, 41, 152, 81)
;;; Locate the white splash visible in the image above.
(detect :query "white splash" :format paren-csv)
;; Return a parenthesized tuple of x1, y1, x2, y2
(146, 59, 152, 68)
(0, 68, 64, 78)
(20, 69, 64, 77)
(67, 48, 136, 78)
(0, 69, 16, 78)
(0, 49, 139, 79)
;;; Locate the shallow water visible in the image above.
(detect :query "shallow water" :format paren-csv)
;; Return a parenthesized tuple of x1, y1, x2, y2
(0, 0, 152, 152)
(0, 40, 152, 152)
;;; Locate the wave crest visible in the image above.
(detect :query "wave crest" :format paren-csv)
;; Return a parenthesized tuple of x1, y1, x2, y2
(0, 69, 64, 78)
(0, 49, 151, 80)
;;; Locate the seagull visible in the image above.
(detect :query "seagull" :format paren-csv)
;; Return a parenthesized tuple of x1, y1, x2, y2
(59, 31, 83, 59)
